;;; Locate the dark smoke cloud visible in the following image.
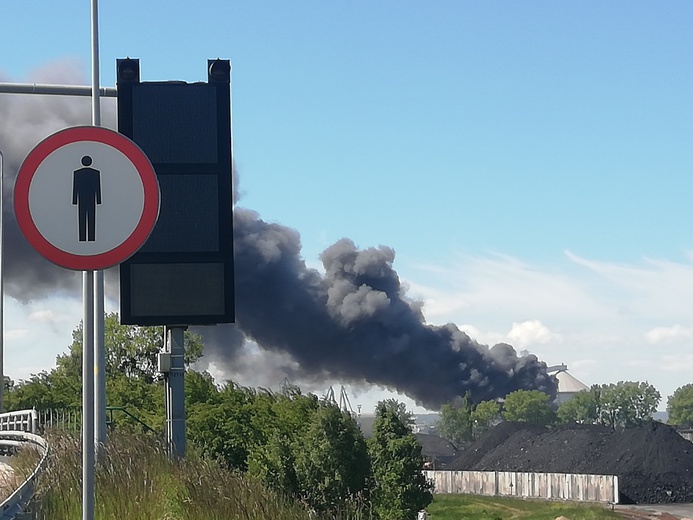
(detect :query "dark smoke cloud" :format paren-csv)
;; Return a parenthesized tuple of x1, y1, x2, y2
(197, 209, 556, 410)
(1, 62, 557, 409)
(0, 65, 83, 301)
(0, 60, 117, 301)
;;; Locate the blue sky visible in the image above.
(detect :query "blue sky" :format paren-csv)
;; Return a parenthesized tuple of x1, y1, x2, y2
(2, 2, 693, 413)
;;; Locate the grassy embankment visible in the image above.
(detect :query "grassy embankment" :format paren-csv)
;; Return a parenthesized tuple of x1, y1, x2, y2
(18, 431, 316, 520)
(12, 432, 623, 520)
(428, 493, 622, 520)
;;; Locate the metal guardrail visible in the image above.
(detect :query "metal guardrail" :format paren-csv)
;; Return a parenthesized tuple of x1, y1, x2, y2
(34, 408, 81, 433)
(0, 411, 37, 435)
(0, 410, 48, 520)
(106, 407, 158, 435)
(34, 406, 157, 436)
(0, 406, 158, 519)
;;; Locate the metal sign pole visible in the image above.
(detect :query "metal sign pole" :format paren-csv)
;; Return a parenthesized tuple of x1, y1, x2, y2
(82, 270, 95, 520)
(85, 4, 100, 520)
(91, 0, 107, 449)
(0, 150, 4, 414)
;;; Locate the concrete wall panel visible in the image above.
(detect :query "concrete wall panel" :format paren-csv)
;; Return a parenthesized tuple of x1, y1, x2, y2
(424, 470, 618, 504)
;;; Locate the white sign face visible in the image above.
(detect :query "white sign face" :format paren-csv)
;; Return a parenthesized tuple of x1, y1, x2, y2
(14, 126, 159, 270)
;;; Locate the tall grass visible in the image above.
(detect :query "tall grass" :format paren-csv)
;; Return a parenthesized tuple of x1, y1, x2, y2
(34, 430, 314, 520)
(16, 435, 626, 520)
(1, 445, 37, 503)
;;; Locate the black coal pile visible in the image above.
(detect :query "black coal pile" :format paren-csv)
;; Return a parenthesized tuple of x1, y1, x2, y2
(448, 421, 693, 504)
(417, 433, 459, 468)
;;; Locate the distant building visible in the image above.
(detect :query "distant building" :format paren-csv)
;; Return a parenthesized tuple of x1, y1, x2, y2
(547, 364, 589, 405)
(416, 433, 457, 469)
(355, 414, 376, 437)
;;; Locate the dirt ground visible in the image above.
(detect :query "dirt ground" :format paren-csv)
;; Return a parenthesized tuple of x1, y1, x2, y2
(613, 502, 693, 520)
(615, 506, 690, 520)
(617, 510, 679, 519)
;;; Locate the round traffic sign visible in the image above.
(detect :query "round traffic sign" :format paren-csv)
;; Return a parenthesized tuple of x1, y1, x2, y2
(14, 126, 160, 270)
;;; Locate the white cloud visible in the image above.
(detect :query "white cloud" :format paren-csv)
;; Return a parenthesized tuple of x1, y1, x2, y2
(3, 297, 82, 382)
(5, 329, 30, 341)
(506, 320, 562, 348)
(402, 250, 693, 405)
(457, 324, 483, 340)
(408, 280, 471, 321)
(28, 309, 71, 325)
(454, 320, 561, 350)
(660, 354, 693, 374)
(455, 324, 505, 348)
(644, 325, 693, 345)
(570, 358, 597, 371)
(565, 251, 693, 322)
(412, 252, 611, 329)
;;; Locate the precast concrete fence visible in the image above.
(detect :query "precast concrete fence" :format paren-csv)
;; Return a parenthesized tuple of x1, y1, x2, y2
(424, 470, 619, 504)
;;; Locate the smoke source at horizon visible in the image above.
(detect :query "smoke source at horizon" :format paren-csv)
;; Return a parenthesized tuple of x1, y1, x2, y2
(0, 63, 557, 410)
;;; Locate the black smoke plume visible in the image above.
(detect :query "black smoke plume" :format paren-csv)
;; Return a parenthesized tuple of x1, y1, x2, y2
(201, 209, 556, 409)
(0, 63, 557, 409)
(0, 60, 96, 301)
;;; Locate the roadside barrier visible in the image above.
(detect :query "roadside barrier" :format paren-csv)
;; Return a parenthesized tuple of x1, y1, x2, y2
(0, 410, 49, 520)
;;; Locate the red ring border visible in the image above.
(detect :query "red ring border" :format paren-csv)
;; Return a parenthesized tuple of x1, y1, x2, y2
(14, 126, 160, 271)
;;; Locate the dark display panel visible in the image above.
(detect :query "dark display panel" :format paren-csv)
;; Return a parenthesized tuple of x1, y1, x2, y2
(118, 59, 234, 326)
(139, 174, 219, 253)
(129, 263, 225, 317)
(133, 85, 217, 164)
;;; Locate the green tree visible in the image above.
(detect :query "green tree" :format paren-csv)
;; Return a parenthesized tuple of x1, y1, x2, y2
(668, 384, 693, 427)
(68, 313, 204, 384)
(272, 388, 320, 438)
(247, 432, 299, 497)
(368, 401, 433, 520)
(471, 400, 501, 439)
(6, 313, 204, 432)
(598, 381, 660, 429)
(502, 390, 556, 426)
(187, 383, 267, 470)
(557, 388, 600, 425)
(437, 395, 474, 446)
(185, 370, 220, 406)
(294, 403, 370, 513)
(379, 398, 415, 428)
(246, 390, 320, 498)
(4, 370, 81, 411)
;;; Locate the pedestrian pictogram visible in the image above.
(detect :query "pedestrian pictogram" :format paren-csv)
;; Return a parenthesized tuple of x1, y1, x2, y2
(14, 126, 160, 271)
(72, 155, 102, 242)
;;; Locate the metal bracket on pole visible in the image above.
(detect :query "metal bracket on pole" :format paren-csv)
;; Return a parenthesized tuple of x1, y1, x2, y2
(0, 83, 117, 97)
(164, 326, 186, 457)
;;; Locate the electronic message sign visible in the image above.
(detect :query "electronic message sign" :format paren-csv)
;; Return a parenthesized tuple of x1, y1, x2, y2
(117, 58, 234, 325)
